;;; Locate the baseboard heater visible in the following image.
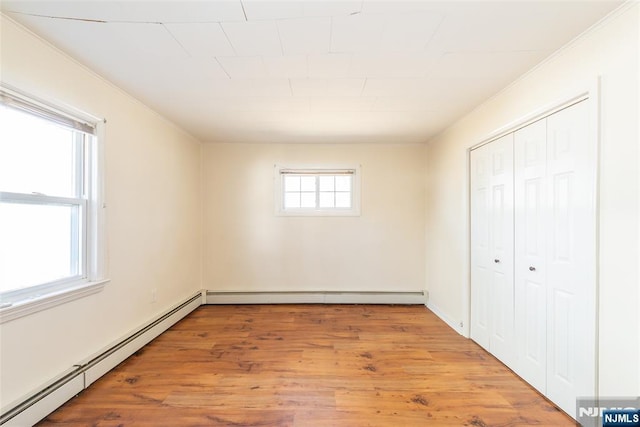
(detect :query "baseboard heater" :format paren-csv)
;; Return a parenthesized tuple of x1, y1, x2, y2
(0, 292, 202, 426)
(206, 290, 427, 305)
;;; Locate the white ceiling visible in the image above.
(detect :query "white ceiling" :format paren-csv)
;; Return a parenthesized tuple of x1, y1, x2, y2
(1, 1, 621, 144)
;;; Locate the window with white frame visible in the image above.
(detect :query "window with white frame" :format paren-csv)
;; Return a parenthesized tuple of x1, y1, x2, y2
(0, 87, 106, 320)
(276, 166, 361, 216)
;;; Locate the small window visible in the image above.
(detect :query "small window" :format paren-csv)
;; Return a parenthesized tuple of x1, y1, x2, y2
(0, 86, 106, 321)
(275, 166, 361, 216)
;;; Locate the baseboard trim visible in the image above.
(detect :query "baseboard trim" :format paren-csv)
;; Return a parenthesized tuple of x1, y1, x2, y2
(83, 293, 202, 386)
(426, 301, 465, 336)
(206, 291, 427, 305)
(0, 291, 202, 426)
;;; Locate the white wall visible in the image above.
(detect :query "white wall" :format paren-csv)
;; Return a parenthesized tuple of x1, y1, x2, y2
(425, 3, 639, 396)
(202, 143, 425, 294)
(0, 15, 202, 407)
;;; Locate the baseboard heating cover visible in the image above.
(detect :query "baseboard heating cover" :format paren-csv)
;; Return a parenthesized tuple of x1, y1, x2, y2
(206, 290, 427, 305)
(0, 292, 202, 426)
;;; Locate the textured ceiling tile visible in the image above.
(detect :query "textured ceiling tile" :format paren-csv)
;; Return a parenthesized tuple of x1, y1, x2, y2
(360, 79, 405, 97)
(116, 23, 187, 59)
(309, 97, 376, 112)
(217, 56, 267, 79)
(2, 0, 125, 21)
(330, 13, 386, 53)
(263, 56, 308, 79)
(361, 78, 435, 97)
(277, 17, 331, 55)
(331, 9, 441, 54)
(165, 23, 235, 57)
(307, 53, 352, 78)
(378, 12, 443, 53)
(301, 1, 362, 18)
(222, 21, 282, 56)
(118, 1, 246, 23)
(240, 97, 310, 112)
(2, 0, 245, 23)
(226, 79, 292, 97)
(361, 1, 446, 15)
(349, 53, 436, 79)
(371, 97, 435, 112)
(242, 0, 303, 21)
(290, 79, 365, 97)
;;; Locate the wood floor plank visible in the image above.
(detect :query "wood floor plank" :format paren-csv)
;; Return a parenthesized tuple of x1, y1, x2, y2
(37, 305, 573, 426)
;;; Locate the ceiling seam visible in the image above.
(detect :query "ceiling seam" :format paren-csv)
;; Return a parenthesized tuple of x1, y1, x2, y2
(215, 57, 232, 80)
(360, 78, 368, 97)
(423, 14, 446, 51)
(288, 79, 294, 97)
(162, 24, 191, 58)
(218, 22, 238, 56)
(5, 11, 108, 23)
(239, 1, 248, 22)
(275, 21, 285, 56)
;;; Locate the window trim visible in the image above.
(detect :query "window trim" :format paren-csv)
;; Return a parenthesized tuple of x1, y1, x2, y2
(275, 164, 361, 217)
(0, 85, 108, 324)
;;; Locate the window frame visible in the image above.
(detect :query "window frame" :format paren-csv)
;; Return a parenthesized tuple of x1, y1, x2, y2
(275, 165, 361, 217)
(0, 85, 108, 323)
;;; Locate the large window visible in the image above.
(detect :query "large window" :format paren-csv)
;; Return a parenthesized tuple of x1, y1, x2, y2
(0, 87, 106, 321)
(275, 166, 361, 216)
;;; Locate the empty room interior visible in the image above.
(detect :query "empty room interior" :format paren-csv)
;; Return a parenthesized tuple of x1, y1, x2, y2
(0, 0, 639, 426)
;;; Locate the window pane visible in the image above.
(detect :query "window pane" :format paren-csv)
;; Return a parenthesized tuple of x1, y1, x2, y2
(0, 105, 80, 197)
(335, 175, 351, 192)
(284, 192, 301, 208)
(300, 192, 316, 208)
(319, 176, 335, 191)
(335, 192, 352, 208)
(319, 192, 335, 208)
(0, 202, 79, 293)
(300, 176, 316, 192)
(284, 176, 300, 192)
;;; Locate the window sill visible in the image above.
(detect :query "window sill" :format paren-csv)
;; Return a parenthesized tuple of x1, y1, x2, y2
(0, 279, 109, 324)
(276, 209, 361, 217)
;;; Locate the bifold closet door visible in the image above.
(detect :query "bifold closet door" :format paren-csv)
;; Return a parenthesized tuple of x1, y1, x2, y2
(514, 100, 596, 417)
(470, 133, 515, 367)
(544, 100, 596, 416)
(514, 117, 548, 394)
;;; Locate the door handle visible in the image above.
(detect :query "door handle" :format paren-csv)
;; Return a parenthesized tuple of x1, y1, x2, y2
(529, 266, 536, 271)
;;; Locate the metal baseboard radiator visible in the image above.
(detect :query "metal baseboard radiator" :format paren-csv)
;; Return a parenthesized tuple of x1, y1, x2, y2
(206, 290, 427, 305)
(0, 292, 202, 426)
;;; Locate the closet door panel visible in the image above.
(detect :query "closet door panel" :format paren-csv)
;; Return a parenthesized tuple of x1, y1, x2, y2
(514, 118, 547, 393)
(470, 133, 515, 363)
(487, 134, 515, 367)
(545, 100, 596, 417)
(470, 143, 492, 349)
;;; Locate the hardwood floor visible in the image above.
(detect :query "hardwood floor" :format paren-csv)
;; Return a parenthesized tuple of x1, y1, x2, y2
(38, 305, 573, 426)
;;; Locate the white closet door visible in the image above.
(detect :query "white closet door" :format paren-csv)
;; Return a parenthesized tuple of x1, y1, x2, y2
(470, 141, 492, 350)
(488, 134, 515, 367)
(545, 100, 596, 417)
(470, 134, 515, 366)
(514, 118, 548, 393)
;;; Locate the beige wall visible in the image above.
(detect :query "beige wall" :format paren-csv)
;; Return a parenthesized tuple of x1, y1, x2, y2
(0, 16, 202, 406)
(202, 143, 426, 293)
(425, 4, 639, 396)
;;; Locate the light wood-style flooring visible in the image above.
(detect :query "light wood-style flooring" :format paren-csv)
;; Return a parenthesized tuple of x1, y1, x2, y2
(38, 304, 573, 426)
